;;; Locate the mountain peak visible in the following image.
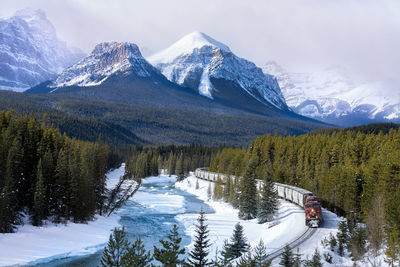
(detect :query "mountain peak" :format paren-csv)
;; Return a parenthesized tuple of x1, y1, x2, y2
(51, 41, 156, 88)
(13, 8, 55, 36)
(179, 31, 231, 52)
(148, 31, 230, 65)
(14, 8, 46, 20)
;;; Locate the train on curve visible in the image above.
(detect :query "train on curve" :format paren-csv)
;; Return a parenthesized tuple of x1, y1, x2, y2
(194, 168, 323, 228)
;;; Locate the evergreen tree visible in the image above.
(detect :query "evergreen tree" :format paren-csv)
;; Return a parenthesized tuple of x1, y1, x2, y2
(237, 251, 255, 267)
(337, 219, 349, 256)
(167, 152, 176, 176)
(100, 227, 131, 267)
(153, 224, 185, 266)
(0, 138, 23, 232)
(229, 222, 248, 259)
(239, 160, 258, 220)
(218, 240, 233, 265)
(253, 239, 271, 267)
(279, 245, 294, 267)
(32, 159, 46, 226)
(385, 227, 400, 267)
(213, 178, 223, 200)
(124, 237, 152, 267)
(293, 248, 302, 267)
(258, 169, 279, 223)
(303, 248, 322, 267)
(175, 153, 185, 181)
(189, 210, 211, 267)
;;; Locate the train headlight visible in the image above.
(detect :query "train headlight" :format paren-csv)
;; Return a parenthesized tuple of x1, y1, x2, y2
(311, 208, 314, 212)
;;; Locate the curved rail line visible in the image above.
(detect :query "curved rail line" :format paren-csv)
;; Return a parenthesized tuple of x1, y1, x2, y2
(193, 168, 319, 261)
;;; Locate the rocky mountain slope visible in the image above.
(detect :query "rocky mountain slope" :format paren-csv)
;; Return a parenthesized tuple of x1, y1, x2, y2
(0, 8, 84, 92)
(148, 32, 288, 114)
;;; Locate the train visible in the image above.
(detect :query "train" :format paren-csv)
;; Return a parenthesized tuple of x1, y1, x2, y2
(194, 168, 323, 228)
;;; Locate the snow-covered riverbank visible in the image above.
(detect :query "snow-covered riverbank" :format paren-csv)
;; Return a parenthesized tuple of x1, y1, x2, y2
(0, 165, 126, 266)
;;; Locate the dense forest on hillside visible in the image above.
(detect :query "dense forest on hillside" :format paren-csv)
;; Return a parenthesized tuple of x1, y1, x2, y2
(209, 125, 400, 257)
(0, 111, 110, 233)
(124, 145, 222, 180)
(0, 90, 327, 146)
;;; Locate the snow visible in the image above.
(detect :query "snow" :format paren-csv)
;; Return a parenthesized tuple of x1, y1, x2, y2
(148, 31, 231, 65)
(0, 165, 126, 266)
(175, 175, 310, 260)
(198, 68, 214, 99)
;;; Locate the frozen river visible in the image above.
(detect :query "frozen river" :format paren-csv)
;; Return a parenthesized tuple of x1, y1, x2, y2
(31, 175, 212, 267)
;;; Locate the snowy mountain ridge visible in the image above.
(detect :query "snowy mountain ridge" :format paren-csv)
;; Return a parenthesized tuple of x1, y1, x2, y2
(148, 31, 288, 110)
(0, 8, 84, 92)
(51, 42, 156, 88)
(263, 61, 400, 124)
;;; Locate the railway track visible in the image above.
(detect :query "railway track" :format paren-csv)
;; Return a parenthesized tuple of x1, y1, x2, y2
(193, 169, 319, 262)
(267, 227, 317, 261)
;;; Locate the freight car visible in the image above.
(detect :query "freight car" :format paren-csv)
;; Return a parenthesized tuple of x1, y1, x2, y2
(194, 168, 323, 227)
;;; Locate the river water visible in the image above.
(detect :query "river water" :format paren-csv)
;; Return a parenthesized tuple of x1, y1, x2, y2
(31, 176, 212, 267)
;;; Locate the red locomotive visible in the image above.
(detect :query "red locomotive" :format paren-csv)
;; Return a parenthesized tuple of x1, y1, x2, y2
(304, 195, 322, 227)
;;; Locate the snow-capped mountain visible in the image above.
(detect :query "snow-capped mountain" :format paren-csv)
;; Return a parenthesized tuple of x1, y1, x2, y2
(51, 42, 159, 88)
(0, 8, 84, 92)
(148, 31, 288, 111)
(263, 61, 400, 125)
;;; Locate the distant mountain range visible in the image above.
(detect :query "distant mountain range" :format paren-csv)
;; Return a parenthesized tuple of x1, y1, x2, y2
(0, 8, 84, 92)
(1, 8, 398, 146)
(263, 61, 400, 126)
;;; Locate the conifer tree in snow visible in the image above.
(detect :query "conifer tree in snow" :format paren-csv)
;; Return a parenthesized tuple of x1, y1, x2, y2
(212, 240, 233, 266)
(153, 224, 185, 266)
(229, 222, 249, 259)
(253, 239, 271, 267)
(385, 226, 400, 267)
(237, 251, 255, 267)
(303, 248, 322, 267)
(337, 219, 348, 256)
(279, 245, 294, 267)
(33, 159, 46, 226)
(100, 227, 130, 267)
(239, 160, 258, 220)
(188, 209, 211, 267)
(125, 237, 152, 267)
(258, 169, 279, 223)
(293, 248, 302, 267)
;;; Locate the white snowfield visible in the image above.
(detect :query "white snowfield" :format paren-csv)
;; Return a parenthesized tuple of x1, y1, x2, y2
(0, 165, 126, 266)
(175, 175, 357, 266)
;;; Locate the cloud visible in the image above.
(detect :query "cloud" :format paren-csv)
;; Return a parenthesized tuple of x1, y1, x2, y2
(1, 0, 400, 87)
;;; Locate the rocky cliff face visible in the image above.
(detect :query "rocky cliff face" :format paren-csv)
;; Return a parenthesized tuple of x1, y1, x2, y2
(0, 8, 84, 92)
(51, 42, 159, 88)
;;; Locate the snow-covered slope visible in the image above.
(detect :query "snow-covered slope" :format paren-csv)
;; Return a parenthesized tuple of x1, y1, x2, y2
(0, 8, 84, 92)
(148, 31, 288, 111)
(51, 42, 158, 88)
(263, 61, 400, 125)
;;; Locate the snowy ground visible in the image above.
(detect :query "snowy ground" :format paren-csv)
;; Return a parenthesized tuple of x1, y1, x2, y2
(0, 165, 126, 266)
(175, 175, 357, 266)
(175, 176, 309, 260)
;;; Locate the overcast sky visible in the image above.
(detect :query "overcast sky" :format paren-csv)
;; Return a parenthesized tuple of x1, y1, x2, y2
(1, 0, 400, 86)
